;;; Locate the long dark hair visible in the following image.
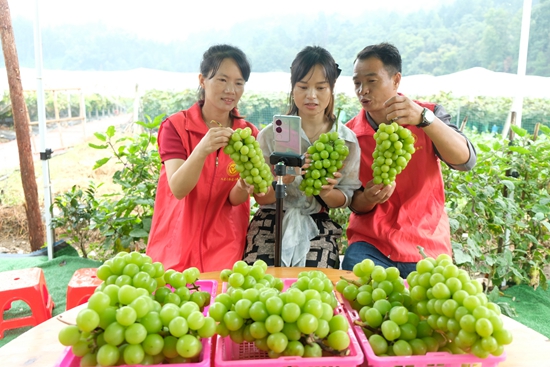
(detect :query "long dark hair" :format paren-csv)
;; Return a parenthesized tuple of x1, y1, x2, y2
(287, 46, 341, 123)
(197, 44, 251, 119)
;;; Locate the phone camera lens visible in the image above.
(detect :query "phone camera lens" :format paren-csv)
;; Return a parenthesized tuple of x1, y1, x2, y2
(275, 119, 282, 125)
(276, 127, 282, 133)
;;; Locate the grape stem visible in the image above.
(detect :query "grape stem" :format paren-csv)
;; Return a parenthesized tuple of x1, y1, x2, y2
(301, 334, 351, 356)
(339, 276, 362, 287)
(335, 108, 342, 132)
(188, 282, 200, 291)
(353, 319, 381, 335)
(55, 315, 75, 326)
(417, 245, 428, 259)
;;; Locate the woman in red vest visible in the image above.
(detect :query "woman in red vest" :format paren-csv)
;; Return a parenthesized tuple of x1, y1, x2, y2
(343, 43, 477, 277)
(147, 45, 260, 272)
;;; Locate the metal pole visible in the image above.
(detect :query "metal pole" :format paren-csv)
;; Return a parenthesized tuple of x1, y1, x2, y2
(511, 0, 532, 129)
(274, 180, 284, 267)
(34, 0, 55, 259)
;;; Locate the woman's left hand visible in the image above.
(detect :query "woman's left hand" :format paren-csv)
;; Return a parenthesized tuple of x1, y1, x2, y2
(319, 171, 342, 198)
(236, 177, 254, 195)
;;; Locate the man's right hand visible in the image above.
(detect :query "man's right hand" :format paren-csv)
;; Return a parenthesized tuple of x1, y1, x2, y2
(362, 179, 396, 206)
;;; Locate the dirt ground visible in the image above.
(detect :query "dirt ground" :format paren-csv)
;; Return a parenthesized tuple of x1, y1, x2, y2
(0, 115, 130, 255)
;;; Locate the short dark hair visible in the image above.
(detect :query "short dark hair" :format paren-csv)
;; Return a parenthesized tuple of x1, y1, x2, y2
(355, 42, 402, 76)
(198, 44, 251, 101)
(287, 46, 341, 123)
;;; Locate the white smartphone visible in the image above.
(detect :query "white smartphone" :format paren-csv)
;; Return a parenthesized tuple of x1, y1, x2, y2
(273, 115, 302, 175)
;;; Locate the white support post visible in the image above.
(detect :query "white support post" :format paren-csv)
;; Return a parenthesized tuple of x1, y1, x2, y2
(34, 0, 54, 259)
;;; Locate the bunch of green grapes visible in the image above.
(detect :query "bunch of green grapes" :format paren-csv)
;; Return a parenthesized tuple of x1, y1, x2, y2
(209, 261, 351, 359)
(371, 122, 415, 186)
(336, 255, 513, 359)
(224, 127, 273, 194)
(299, 131, 350, 197)
(57, 251, 216, 366)
(406, 254, 512, 358)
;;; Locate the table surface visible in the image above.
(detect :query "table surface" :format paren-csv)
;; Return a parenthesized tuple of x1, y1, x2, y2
(1, 267, 549, 367)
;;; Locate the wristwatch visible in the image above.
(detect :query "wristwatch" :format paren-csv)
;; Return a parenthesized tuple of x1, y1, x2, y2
(418, 108, 435, 128)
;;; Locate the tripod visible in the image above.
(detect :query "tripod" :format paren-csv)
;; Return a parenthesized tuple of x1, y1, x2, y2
(269, 152, 305, 267)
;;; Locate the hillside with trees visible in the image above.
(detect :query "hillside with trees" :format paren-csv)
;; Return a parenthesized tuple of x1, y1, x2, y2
(3, 0, 549, 77)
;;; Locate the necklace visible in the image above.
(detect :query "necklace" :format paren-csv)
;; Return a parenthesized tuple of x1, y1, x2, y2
(205, 119, 230, 128)
(307, 121, 328, 142)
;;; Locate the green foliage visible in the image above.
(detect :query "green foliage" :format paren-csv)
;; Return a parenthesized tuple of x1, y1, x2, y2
(140, 89, 197, 121)
(0, 91, 131, 124)
(329, 207, 352, 254)
(50, 114, 162, 259)
(88, 115, 162, 255)
(50, 184, 101, 258)
(444, 125, 550, 290)
(239, 92, 288, 128)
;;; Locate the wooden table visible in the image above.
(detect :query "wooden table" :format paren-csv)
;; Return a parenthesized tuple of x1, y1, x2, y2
(0, 267, 548, 367)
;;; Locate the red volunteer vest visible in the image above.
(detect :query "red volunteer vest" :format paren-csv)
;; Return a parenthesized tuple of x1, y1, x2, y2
(146, 103, 258, 272)
(346, 102, 452, 262)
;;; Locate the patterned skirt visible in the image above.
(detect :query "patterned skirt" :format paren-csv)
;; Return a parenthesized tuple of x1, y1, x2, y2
(243, 208, 342, 268)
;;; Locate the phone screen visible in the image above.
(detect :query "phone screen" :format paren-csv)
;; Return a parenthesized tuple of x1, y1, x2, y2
(273, 115, 302, 175)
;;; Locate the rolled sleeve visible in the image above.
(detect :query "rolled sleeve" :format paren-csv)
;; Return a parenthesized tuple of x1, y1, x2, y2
(433, 105, 477, 172)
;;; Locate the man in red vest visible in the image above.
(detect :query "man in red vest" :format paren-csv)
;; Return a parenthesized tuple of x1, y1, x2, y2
(343, 43, 477, 277)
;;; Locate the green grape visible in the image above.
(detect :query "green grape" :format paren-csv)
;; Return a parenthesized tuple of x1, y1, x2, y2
(327, 330, 350, 351)
(168, 316, 189, 337)
(103, 322, 125, 346)
(97, 344, 119, 366)
(124, 323, 147, 344)
(176, 334, 202, 358)
(58, 325, 81, 346)
(197, 317, 216, 338)
(142, 333, 164, 356)
(76, 308, 100, 332)
(187, 310, 206, 330)
(267, 332, 289, 354)
(393, 339, 413, 356)
(123, 344, 145, 365)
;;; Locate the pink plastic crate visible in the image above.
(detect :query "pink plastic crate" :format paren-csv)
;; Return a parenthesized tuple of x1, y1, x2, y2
(343, 301, 507, 367)
(215, 278, 364, 367)
(54, 279, 217, 367)
(55, 338, 211, 367)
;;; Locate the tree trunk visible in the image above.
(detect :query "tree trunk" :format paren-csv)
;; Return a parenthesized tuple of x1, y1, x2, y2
(0, 0, 45, 252)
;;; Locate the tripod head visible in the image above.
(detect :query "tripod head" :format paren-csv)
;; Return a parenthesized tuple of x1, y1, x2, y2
(269, 152, 305, 176)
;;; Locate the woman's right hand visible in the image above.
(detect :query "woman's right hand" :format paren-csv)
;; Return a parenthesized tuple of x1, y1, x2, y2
(196, 127, 233, 157)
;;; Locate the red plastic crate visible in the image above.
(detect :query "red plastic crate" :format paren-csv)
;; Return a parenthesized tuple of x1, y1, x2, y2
(343, 300, 507, 367)
(54, 279, 217, 367)
(215, 278, 364, 366)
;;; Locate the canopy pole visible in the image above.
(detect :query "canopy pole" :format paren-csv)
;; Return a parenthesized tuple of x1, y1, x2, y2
(34, 0, 55, 259)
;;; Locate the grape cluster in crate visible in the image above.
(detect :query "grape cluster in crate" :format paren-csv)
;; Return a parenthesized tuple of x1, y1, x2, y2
(213, 260, 351, 358)
(58, 252, 215, 366)
(336, 253, 513, 359)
